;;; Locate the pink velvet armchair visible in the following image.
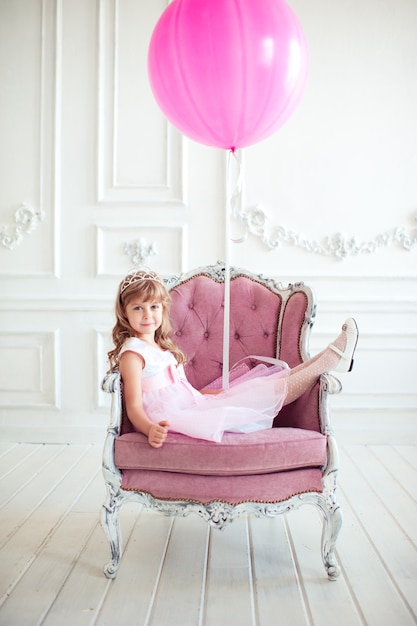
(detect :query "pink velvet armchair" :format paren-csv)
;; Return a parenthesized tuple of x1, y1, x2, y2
(101, 263, 343, 580)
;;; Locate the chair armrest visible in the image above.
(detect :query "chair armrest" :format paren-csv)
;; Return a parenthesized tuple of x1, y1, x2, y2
(102, 370, 120, 393)
(319, 373, 342, 481)
(319, 374, 342, 436)
(101, 371, 123, 494)
(318, 373, 342, 436)
(321, 372, 343, 396)
(101, 371, 122, 435)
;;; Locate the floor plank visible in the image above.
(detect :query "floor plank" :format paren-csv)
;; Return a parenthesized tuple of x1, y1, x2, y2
(0, 445, 74, 546)
(395, 445, 417, 471)
(0, 443, 416, 626)
(0, 511, 99, 625)
(287, 506, 364, 626)
(42, 502, 140, 626)
(250, 516, 308, 626)
(0, 445, 100, 604)
(370, 445, 417, 501)
(343, 446, 417, 545)
(0, 443, 40, 479)
(337, 487, 416, 626)
(0, 444, 64, 510)
(97, 510, 173, 625)
(340, 447, 417, 621)
(204, 518, 256, 626)
(147, 516, 209, 626)
(0, 442, 19, 461)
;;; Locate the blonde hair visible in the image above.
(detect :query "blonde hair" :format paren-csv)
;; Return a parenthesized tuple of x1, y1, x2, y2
(107, 272, 186, 371)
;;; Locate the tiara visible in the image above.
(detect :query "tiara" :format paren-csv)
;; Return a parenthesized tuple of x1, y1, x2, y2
(120, 268, 164, 294)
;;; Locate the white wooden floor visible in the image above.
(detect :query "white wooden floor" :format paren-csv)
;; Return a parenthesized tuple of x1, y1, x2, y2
(0, 441, 416, 626)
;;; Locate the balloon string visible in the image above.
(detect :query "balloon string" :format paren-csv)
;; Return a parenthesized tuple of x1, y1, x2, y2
(222, 149, 246, 390)
(222, 151, 232, 390)
(229, 151, 247, 244)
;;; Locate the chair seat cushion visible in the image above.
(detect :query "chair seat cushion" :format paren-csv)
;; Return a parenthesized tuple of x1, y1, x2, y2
(114, 427, 327, 477)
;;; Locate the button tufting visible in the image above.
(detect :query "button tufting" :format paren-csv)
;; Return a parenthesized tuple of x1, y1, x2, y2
(251, 304, 257, 310)
(188, 303, 194, 309)
(204, 331, 209, 339)
(176, 330, 182, 337)
(235, 333, 240, 340)
(264, 332, 269, 338)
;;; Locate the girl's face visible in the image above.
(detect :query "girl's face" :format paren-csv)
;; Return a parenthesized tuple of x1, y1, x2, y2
(124, 296, 163, 343)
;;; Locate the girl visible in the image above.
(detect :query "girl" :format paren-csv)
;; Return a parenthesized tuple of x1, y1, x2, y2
(108, 269, 358, 448)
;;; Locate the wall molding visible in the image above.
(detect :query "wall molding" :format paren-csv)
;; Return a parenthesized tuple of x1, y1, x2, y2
(0, 204, 45, 250)
(95, 223, 188, 276)
(235, 205, 417, 261)
(124, 237, 157, 266)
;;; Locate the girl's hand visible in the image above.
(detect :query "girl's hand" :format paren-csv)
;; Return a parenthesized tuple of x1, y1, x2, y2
(148, 420, 170, 448)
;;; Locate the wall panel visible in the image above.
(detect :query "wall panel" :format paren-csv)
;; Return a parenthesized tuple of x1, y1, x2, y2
(0, 331, 59, 407)
(0, 0, 59, 276)
(97, 0, 185, 205)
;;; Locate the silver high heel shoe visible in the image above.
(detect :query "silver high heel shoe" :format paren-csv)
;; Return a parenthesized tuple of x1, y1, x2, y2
(329, 318, 359, 373)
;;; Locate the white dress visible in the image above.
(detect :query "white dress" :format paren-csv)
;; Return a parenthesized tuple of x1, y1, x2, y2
(119, 337, 289, 442)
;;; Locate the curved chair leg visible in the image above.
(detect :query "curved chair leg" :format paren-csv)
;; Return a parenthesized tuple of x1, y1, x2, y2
(101, 492, 123, 579)
(321, 501, 343, 580)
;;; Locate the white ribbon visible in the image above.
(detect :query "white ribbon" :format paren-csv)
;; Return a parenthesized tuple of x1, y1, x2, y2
(222, 150, 246, 389)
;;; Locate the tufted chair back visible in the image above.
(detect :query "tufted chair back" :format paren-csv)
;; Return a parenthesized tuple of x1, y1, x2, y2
(170, 274, 281, 389)
(167, 266, 320, 433)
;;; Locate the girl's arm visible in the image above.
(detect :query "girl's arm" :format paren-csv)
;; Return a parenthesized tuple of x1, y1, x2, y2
(119, 351, 170, 448)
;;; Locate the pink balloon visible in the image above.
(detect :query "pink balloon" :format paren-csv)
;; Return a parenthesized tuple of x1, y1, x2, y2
(148, 0, 309, 150)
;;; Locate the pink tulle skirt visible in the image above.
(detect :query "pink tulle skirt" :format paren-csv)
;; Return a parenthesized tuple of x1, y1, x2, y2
(142, 362, 289, 442)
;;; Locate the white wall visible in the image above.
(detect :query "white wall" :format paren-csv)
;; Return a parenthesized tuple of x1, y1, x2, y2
(0, 0, 416, 443)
